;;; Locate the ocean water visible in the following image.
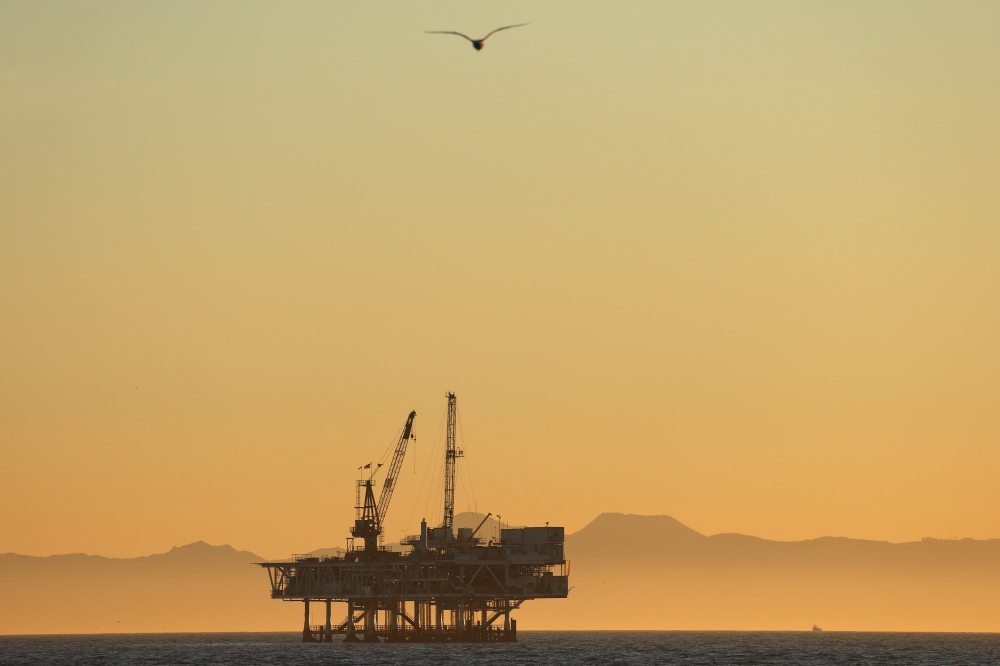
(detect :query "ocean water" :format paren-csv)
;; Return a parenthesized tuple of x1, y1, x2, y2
(1, 631, 998, 665)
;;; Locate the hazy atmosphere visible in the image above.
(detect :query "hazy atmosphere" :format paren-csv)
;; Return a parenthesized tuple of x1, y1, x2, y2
(2, 0, 999, 578)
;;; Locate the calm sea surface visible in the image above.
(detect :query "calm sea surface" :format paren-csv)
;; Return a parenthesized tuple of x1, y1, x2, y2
(1, 631, 998, 665)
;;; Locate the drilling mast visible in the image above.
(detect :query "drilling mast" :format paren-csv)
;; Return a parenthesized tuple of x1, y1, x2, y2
(442, 392, 462, 530)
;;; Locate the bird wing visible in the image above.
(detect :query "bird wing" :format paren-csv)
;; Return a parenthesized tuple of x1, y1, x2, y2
(425, 31, 475, 43)
(482, 23, 529, 40)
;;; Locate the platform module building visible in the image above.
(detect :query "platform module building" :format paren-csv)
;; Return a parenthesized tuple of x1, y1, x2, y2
(258, 393, 569, 642)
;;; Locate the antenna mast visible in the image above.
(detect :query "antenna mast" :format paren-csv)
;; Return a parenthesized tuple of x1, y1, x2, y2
(443, 392, 463, 529)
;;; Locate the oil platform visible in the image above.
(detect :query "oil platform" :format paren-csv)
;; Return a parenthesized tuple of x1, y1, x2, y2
(258, 393, 569, 642)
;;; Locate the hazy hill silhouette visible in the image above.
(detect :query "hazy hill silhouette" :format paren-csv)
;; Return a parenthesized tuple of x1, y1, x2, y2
(569, 512, 705, 549)
(4, 514, 1000, 634)
(516, 513, 1000, 632)
(0, 542, 297, 634)
(306, 547, 347, 558)
(453, 511, 522, 541)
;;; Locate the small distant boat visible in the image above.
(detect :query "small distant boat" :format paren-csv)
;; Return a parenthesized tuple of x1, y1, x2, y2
(812, 625, 823, 632)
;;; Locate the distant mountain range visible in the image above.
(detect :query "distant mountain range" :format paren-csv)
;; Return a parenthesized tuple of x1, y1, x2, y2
(4, 513, 1000, 634)
(0, 542, 296, 634)
(517, 513, 1000, 632)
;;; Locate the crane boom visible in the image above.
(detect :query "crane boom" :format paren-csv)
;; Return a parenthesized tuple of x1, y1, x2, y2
(376, 410, 416, 530)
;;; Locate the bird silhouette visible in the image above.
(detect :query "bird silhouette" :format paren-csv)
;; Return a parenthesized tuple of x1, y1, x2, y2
(425, 23, 528, 51)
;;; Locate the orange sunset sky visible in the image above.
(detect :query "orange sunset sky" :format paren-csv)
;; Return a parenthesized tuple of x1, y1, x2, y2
(1, 1, 998, 561)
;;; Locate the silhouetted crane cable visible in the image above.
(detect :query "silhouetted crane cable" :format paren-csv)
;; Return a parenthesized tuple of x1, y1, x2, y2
(425, 23, 528, 51)
(375, 410, 416, 530)
(457, 408, 477, 515)
(376, 423, 407, 468)
(404, 407, 447, 535)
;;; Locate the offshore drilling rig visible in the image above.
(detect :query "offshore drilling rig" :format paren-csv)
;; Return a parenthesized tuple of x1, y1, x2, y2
(258, 393, 569, 642)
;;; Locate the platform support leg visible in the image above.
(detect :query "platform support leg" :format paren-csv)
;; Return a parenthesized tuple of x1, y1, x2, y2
(387, 602, 402, 642)
(344, 600, 359, 642)
(363, 602, 377, 641)
(324, 600, 332, 642)
(415, 601, 422, 638)
(302, 599, 312, 642)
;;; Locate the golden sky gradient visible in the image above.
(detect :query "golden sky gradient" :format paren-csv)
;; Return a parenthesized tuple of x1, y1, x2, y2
(2, 1, 999, 560)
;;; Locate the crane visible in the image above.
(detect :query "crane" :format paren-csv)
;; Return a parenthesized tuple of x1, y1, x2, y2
(376, 410, 416, 532)
(471, 512, 492, 538)
(352, 410, 416, 552)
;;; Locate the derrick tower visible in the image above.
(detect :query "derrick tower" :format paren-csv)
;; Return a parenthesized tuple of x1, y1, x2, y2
(442, 392, 463, 530)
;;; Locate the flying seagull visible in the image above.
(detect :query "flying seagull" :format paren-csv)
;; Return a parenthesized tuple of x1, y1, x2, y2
(425, 23, 528, 51)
